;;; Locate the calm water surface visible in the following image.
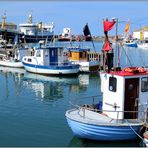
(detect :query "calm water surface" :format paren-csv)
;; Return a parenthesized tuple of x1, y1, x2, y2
(0, 42, 147, 147)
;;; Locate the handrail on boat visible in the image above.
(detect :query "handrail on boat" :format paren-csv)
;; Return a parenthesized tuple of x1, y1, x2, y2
(69, 100, 148, 123)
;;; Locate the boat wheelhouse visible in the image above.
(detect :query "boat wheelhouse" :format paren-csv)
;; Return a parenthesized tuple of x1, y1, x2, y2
(22, 46, 80, 75)
(19, 14, 54, 43)
(66, 67, 148, 141)
(67, 47, 100, 72)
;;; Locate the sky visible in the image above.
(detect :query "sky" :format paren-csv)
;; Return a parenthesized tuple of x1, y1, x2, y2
(0, 1, 148, 36)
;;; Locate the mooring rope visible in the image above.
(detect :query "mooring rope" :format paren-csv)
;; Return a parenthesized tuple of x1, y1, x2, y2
(125, 119, 145, 142)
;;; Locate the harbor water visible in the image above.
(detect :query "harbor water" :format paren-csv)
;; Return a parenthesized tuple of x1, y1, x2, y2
(0, 41, 147, 147)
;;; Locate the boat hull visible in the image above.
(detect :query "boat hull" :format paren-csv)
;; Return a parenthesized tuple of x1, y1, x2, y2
(137, 44, 148, 49)
(22, 62, 79, 75)
(125, 43, 137, 47)
(66, 117, 142, 141)
(0, 60, 24, 68)
(71, 61, 99, 72)
(65, 109, 143, 141)
(20, 34, 54, 43)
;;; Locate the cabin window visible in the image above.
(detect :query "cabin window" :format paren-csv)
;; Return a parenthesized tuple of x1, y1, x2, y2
(36, 51, 41, 57)
(79, 52, 83, 58)
(45, 50, 48, 57)
(109, 77, 117, 92)
(58, 50, 62, 56)
(141, 77, 148, 92)
(27, 58, 32, 62)
(52, 50, 54, 56)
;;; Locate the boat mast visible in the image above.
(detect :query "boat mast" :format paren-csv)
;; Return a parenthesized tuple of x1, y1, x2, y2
(1, 12, 6, 29)
(28, 13, 33, 24)
(114, 18, 120, 68)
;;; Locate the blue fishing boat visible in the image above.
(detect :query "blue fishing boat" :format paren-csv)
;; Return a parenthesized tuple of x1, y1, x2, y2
(22, 45, 80, 75)
(65, 18, 147, 141)
(66, 66, 148, 141)
(124, 40, 137, 47)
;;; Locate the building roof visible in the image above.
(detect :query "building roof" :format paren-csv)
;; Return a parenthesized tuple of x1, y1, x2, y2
(0, 22, 17, 26)
(134, 26, 148, 32)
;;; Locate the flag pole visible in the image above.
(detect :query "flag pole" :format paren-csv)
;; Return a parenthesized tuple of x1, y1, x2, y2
(87, 24, 96, 53)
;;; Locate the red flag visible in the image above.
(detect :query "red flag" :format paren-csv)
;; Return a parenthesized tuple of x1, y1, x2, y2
(103, 20, 115, 32)
(103, 40, 112, 51)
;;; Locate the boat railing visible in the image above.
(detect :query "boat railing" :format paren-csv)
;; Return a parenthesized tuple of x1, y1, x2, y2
(69, 95, 148, 123)
(79, 106, 148, 124)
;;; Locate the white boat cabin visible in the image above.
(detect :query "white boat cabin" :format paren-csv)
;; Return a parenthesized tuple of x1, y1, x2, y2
(23, 46, 69, 66)
(101, 68, 148, 121)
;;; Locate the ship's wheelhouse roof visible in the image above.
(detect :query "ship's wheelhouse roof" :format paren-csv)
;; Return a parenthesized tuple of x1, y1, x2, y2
(104, 67, 148, 78)
(67, 47, 90, 52)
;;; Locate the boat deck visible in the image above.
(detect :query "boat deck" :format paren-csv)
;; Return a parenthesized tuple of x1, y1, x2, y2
(66, 108, 144, 126)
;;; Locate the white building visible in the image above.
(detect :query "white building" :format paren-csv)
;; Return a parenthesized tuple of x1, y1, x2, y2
(133, 26, 148, 40)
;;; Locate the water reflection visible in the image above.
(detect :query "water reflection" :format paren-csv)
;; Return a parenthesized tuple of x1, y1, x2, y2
(0, 66, 25, 99)
(22, 72, 94, 100)
(68, 136, 141, 147)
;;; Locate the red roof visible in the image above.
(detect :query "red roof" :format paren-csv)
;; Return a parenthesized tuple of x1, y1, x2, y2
(106, 67, 148, 77)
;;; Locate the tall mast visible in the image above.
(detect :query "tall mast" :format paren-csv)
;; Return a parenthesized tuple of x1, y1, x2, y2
(1, 12, 6, 29)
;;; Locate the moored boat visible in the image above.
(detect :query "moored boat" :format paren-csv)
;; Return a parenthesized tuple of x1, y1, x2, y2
(65, 18, 148, 141)
(19, 13, 54, 43)
(124, 40, 137, 47)
(22, 45, 80, 75)
(66, 66, 148, 141)
(67, 47, 100, 72)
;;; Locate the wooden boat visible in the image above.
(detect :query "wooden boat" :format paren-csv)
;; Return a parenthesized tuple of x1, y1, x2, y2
(67, 47, 100, 72)
(22, 46, 80, 75)
(66, 66, 148, 141)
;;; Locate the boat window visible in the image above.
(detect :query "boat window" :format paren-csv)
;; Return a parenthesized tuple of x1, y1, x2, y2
(52, 50, 54, 56)
(28, 58, 32, 62)
(109, 77, 117, 92)
(36, 51, 41, 57)
(79, 52, 83, 58)
(141, 77, 148, 92)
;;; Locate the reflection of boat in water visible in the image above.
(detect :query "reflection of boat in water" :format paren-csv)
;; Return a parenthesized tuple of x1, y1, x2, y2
(23, 72, 79, 84)
(68, 136, 141, 147)
(22, 72, 81, 99)
(0, 66, 25, 74)
(22, 72, 92, 99)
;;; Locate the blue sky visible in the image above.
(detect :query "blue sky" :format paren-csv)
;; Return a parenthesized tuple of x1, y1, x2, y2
(0, 1, 148, 36)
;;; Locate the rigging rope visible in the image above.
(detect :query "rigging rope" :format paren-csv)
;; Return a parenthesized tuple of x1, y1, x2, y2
(120, 43, 133, 67)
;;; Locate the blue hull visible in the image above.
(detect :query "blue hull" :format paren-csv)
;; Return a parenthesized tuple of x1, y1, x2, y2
(125, 43, 137, 47)
(66, 118, 141, 141)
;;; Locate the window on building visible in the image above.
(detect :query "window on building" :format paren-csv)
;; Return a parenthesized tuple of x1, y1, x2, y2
(141, 77, 148, 92)
(109, 77, 117, 92)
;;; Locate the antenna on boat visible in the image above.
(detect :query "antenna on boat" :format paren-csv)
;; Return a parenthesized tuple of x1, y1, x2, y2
(1, 11, 6, 29)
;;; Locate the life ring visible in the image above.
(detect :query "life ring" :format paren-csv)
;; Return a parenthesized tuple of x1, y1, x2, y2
(123, 67, 146, 73)
(137, 67, 146, 73)
(124, 67, 134, 73)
